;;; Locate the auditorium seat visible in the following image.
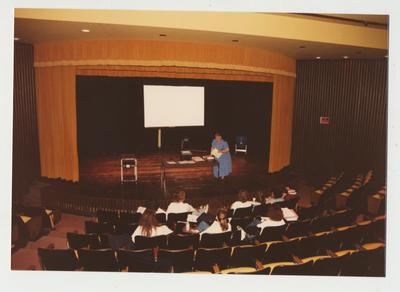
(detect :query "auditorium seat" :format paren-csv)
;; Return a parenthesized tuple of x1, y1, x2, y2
(156, 213, 167, 224)
(303, 255, 345, 276)
(199, 232, 231, 248)
(167, 212, 190, 223)
(280, 197, 299, 210)
(231, 206, 253, 218)
(38, 248, 80, 271)
(270, 260, 313, 276)
(251, 204, 268, 217)
(219, 267, 257, 274)
(257, 225, 286, 243)
(117, 248, 155, 272)
(119, 212, 141, 224)
(229, 217, 252, 231)
(85, 221, 115, 235)
(158, 248, 195, 273)
(97, 210, 119, 224)
(334, 225, 360, 249)
(167, 233, 199, 250)
(297, 206, 319, 221)
(362, 242, 385, 277)
(135, 235, 167, 249)
(114, 223, 138, 235)
(229, 244, 266, 268)
(194, 247, 232, 272)
(310, 215, 335, 234)
(77, 249, 119, 271)
(261, 240, 297, 264)
(66, 232, 101, 250)
(284, 219, 311, 239)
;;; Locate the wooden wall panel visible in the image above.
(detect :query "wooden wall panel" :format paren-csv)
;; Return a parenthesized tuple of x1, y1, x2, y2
(268, 75, 296, 172)
(13, 43, 40, 202)
(35, 66, 79, 181)
(34, 39, 296, 180)
(34, 39, 296, 77)
(292, 59, 387, 177)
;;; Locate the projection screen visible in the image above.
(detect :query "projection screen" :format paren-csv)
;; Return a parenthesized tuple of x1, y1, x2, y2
(143, 85, 205, 128)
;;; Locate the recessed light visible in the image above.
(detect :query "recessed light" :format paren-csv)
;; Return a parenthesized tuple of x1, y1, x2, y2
(343, 56, 349, 59)
(315, 56, 321, 59)
(14, 37, 20, 41)
(232, 39, 239, 42)
(159, 34, 167, 37)
(81, 29, 90, 33)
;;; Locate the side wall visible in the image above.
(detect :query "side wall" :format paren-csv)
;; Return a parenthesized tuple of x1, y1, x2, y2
(13, 43, 40, 202)
(292, 59, 387, 177)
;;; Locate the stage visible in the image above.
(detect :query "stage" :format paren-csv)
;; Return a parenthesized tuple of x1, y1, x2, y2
(78, 151, 280, 200)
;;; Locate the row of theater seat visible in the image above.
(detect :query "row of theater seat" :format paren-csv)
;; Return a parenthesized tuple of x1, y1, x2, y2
(38, 239, 385, 276)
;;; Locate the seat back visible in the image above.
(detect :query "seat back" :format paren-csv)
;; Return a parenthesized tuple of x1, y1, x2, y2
(114, 223, 138, 235)
(284, 220, 310, 239)
(311, 255, 347, 276)
(252, 204, 268, 217)
(117, 249, 154, 272)
(199, 232, 231, 248)
(229, 245, 266, 268)
(97, 210, 119, 224)
(291, 236, 319, 259)
(85, 221, 115, 234)
(262, 240, 296, 264)
(167, 233, 199, 250)
(66, 232, 100, 249)
(119, 212, 141, 224)
(258, 225, 286, 243)
(310, 215, 334, 233)
(156, 213, 167, 224)
(232, 207, 252, 219)
(167, 212, 190, 223)
(38, 248, 80, 271)
(271, 261, 313, 276)
(158, 248, 195, 273)
(280, 197, 299, 210)
(78, 249, 119, 271)
(135, 235, 167, 249)
(194, 247, 232, 271)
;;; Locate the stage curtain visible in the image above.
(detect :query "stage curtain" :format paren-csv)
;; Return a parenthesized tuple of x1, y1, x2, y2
(269, 75, 296, 173)
(35, 66, 79, 181)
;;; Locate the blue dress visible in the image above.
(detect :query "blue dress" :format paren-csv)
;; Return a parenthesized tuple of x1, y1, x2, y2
(211, 139, 232, 177)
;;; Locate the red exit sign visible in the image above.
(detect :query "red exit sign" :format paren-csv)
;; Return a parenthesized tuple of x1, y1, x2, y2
(320, 117, 330, 125)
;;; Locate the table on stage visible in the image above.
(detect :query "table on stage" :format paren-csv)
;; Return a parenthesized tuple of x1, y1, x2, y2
(160, 156, 219, 193)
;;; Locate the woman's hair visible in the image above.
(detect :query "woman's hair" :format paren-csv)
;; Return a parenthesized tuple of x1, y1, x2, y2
(216, 209, 229, 231)
(214, 132, 222, 138)
(266, 205, 284, 221)
(237, 189, 249, 202)
(173, 191, 186, 202)
(138, 209, 159, 237)
(271, 187, 283, 199)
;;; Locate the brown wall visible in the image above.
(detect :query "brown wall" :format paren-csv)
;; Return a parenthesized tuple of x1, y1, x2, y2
(292, 59, 387, 177)
(13, 43, 40, 202)
(34, 39, 296, 180)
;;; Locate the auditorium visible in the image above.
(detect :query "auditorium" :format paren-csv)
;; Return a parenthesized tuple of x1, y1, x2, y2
(10, 9, 388, 277)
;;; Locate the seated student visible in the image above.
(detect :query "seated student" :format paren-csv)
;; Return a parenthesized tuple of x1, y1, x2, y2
(166, 191, 196, 214)
(264, 187, 286, 205)
(257, 205, 286, 231)
(131, 209, 172, 243)
(136, 200, 166, 214)
(284, 185, 298, 198)
(230, 189, 260, 211)
(197, 209, 232, 235)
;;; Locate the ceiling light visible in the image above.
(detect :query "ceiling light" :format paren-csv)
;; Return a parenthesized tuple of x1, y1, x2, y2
(232, 39, 239, 42)
(159, 34, 167, 37)
(81, 29, 90, 33)
(315, 56, 321, 59)
(343, 56, 349, 59)
(14, 37, 20, 41)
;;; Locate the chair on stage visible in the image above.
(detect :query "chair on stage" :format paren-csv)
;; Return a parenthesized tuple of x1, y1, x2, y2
(235, 136, 248, 155)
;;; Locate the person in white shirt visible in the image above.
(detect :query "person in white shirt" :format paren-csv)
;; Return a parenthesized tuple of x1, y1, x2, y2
(263, 187, 285, 205)
(257, 205, 285, 232)
(131, 209, 172, 243)
(166, 191, 196, 214)
(199, 209, 231, 236)
(285, 185, 298, 197)
(230, 189, 260, 211)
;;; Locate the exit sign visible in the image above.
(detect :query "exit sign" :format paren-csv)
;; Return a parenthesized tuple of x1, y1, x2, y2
(320, 117, 330, 125)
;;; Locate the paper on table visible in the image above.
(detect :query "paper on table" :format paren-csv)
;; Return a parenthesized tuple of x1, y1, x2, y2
(192, 156, 204, 162)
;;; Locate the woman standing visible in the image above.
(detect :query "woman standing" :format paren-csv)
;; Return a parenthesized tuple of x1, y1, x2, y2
(211, 132, 232, 180)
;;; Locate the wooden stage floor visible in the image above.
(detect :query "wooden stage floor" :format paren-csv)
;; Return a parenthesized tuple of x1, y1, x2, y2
(79, 152, 287, 200)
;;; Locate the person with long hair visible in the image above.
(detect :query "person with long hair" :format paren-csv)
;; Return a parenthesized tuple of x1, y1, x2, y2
(256, 205, 285, 231)
(210, 132, 232, 180)
(131, 209, 172, 243)
(199, 208, 231, 235)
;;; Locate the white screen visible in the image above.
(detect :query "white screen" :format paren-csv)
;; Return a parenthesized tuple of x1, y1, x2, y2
(143, 85, 205, 128)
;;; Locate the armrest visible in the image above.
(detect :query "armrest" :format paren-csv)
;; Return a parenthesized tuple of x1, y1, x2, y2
(282, 235, 289, 242)
(255, 259, 263, 270)
(292, 255, 303, 264)
(212, 263, 221, 274)
(326, 250, 338, 258)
